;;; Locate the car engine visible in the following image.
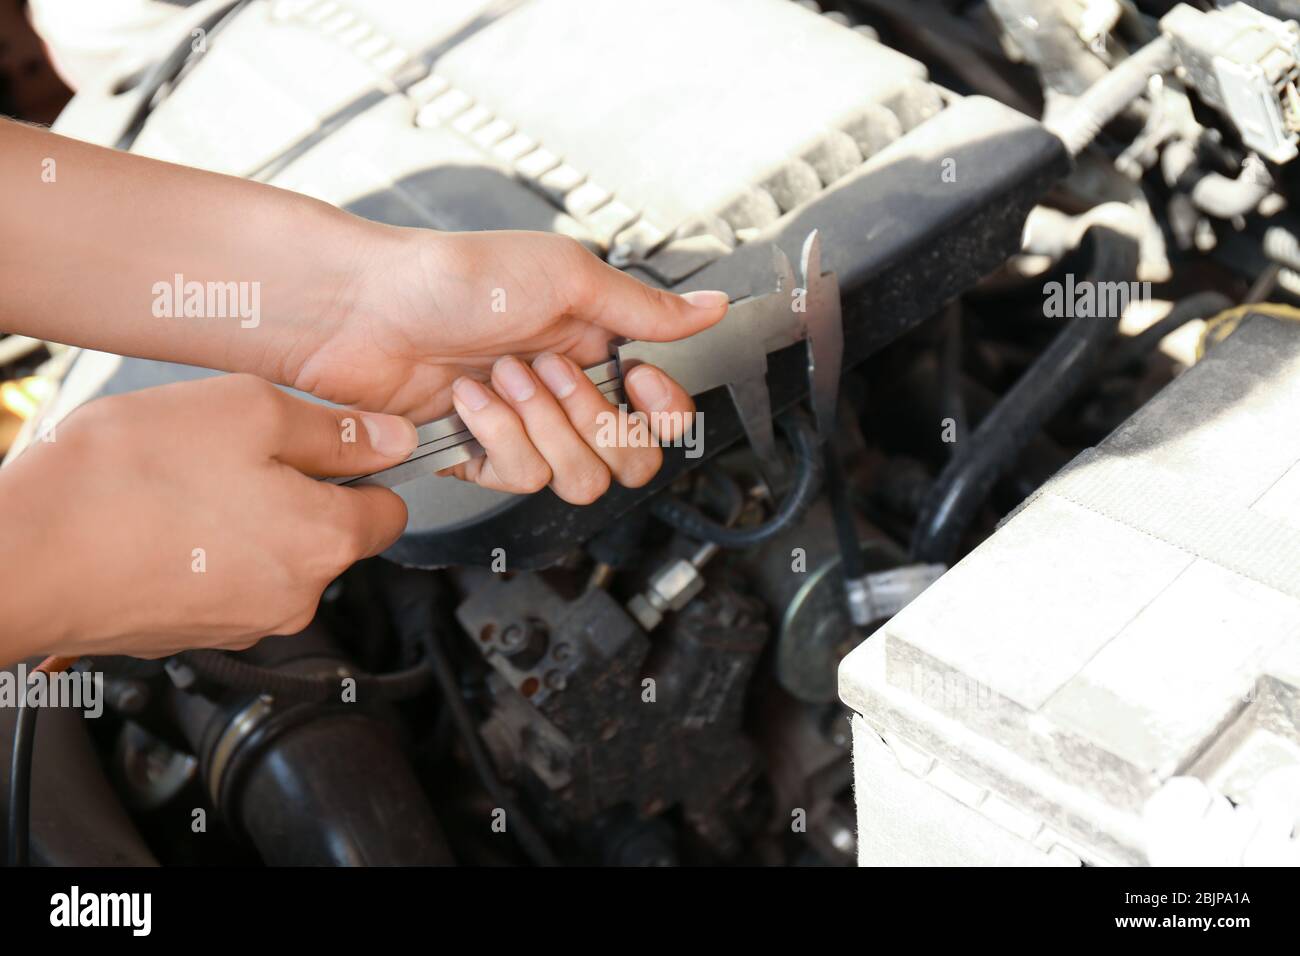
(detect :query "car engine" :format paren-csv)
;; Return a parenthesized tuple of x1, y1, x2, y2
(4, 0, 1300, 868)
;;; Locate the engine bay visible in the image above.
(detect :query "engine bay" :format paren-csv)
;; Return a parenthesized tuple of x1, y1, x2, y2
(4, 0, 1300, 869)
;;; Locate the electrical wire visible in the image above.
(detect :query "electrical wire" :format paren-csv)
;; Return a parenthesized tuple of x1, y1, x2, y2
(650, 413, 822, 548)
(1196, 302, 1300, 359)
(823, 439, 870, 623)
(7, 655, 78, 867)
(6, 701, 37, 867)
(176, 648, 433, 702)
(114, 0, 251, 151)
(382, 568, 558, 867)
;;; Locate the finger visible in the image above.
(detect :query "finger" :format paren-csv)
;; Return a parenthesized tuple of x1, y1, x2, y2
(532, 352, 662, 488)
(267, 391, 417, 478)
(448, 376, 552, 494)
(335, 484, 410, 558)
(306, 480, 410, 562)
(622, 363, 700, 444)
(489, 356, 611, 505)
(558, 238, 730, 341)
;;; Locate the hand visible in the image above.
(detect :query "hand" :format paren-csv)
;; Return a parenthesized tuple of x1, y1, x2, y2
(0, 375, 417, 660)
(291, 228, 728, 502)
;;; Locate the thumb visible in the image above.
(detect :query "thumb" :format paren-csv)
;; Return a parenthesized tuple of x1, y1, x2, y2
(567, 247, 729, 342)
(270, 392, 418, 478)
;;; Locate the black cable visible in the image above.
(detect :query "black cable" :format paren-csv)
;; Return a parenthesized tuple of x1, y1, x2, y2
(1100, 291, 1233, 376)
(176, 649, 433, 703)
(115, 0, 250, 151)
(911, 226, 1140, 565)
(421, 624, 559, 866)
(7, 698, 38, 867)
(824, 441, 866, 583)
(650, 413, 822, 548)
(382, 568, 559, 867)
(939, 302, 968, 450)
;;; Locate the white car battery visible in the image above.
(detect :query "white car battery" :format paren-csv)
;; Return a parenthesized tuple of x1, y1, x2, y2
(840, 314, 1300, 866)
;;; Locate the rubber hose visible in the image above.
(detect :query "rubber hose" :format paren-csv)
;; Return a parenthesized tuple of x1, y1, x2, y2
(911, 226, 1140, 564)
(176, 648, 433, 703)
(940, 303, 968, 449)
(824, 442, 865, 581)
(1162, 141, 1272, 220)
(6, 702, 37, 866)
(1101, 291, 1233, 375)
(1046, 36, 1176, 157)
(650, 413, 822, 548)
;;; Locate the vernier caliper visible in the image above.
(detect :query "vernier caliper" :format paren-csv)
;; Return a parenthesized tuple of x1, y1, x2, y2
(338, 230, 842, 489)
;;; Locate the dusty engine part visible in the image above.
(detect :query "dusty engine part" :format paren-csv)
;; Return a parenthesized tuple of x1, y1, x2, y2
(457, 571, 768, 854)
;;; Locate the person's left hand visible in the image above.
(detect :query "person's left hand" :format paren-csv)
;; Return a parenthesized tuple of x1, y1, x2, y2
(288, 228, 728, 503)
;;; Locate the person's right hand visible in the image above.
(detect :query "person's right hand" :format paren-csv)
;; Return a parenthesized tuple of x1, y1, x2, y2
(0, 374, 416, 661)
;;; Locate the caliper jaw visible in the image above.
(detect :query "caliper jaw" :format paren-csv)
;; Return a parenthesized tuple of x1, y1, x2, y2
(615, 230, 841, 487)
(339, 231, 843, 490)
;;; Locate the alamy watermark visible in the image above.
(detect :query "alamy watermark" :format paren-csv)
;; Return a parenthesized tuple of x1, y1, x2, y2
(595, 407, 703, 458)
(0, 664, 102, 718)
(1043, 273, 1150, 319)
(50, 886, 150, 936)
(152, 274, 261, 328)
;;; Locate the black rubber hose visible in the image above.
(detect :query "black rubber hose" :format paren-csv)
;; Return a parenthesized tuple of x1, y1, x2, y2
(6, 701, 37, 867)
(911, 226, 1140, 564)
(824, 442, 866, 582)
(939, 303, 968, 450)
(1101, 291, 1233, 375)
(650, 413, 822, 548)
(176, 648, 433, 703)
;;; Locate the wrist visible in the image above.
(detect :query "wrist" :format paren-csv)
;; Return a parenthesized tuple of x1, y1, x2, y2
(281, 219, 442, 395)
(0, 453, 76, 662)
(234, 199, 372, 386)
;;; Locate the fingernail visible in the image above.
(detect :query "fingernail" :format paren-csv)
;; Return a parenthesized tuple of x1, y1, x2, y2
(682, 290, 728, 309)
(453, 377, 491, 412)
(494, 356, 535, 402)
(360, 412, 418, 459)
(533, 353, 576, 399)
(626, 364, 670, 411)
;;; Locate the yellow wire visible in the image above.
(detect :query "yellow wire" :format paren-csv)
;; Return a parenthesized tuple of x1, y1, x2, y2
(1197, 302, 1300, 360)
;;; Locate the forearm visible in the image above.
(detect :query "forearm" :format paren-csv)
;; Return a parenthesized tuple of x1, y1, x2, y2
(0, 118, 376, 384)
